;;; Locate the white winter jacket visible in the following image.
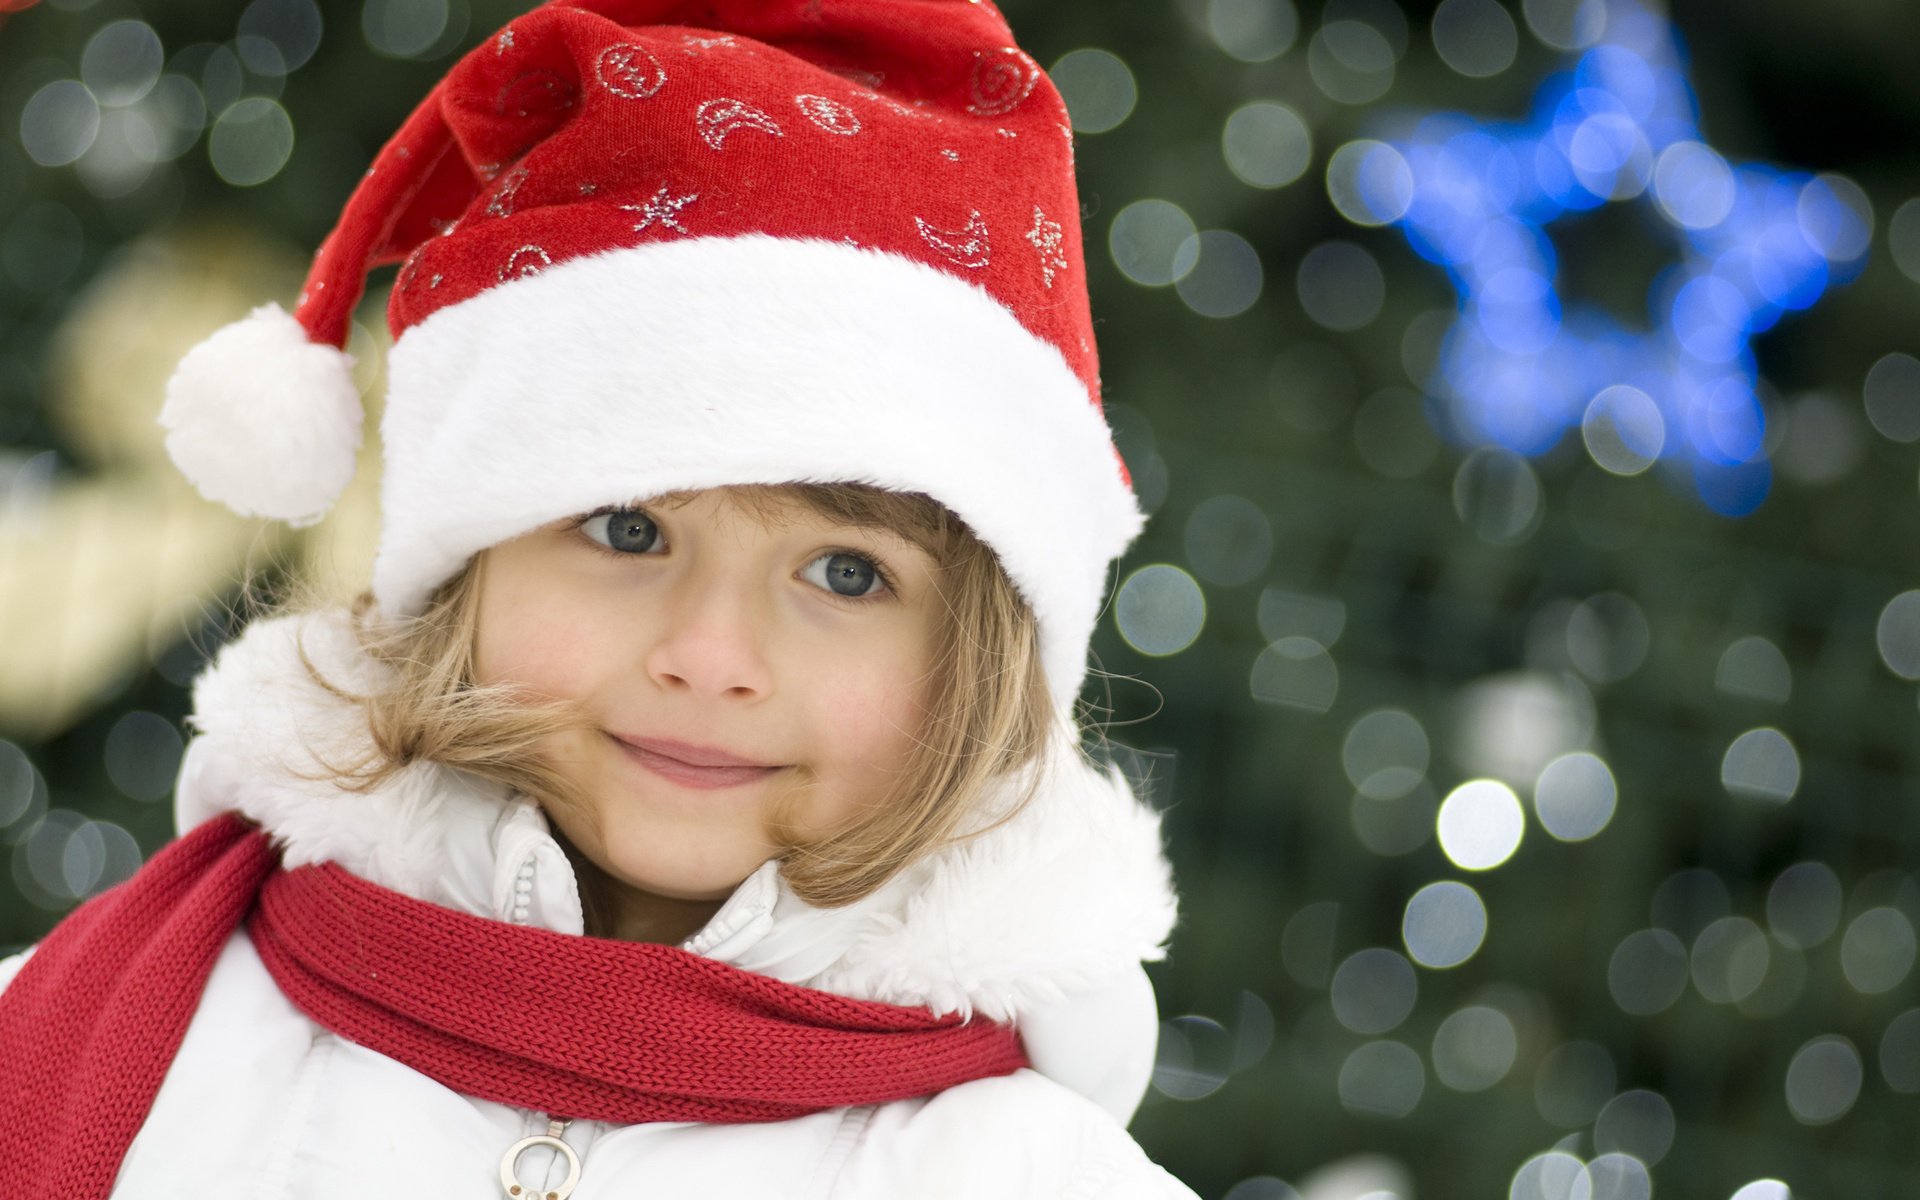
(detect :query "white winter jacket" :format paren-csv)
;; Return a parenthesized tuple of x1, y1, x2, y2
(0, 612, 1195, 1198)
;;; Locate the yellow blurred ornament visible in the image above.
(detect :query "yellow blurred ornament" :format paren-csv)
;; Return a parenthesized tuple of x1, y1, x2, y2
(0, 226, 388, 737)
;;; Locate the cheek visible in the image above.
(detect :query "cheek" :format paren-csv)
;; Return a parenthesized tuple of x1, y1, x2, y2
(473, 573, 606, 699)
(805, 641, 933, 770)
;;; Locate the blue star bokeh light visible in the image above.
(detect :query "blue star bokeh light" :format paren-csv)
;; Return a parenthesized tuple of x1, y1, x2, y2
(1335, 0, 1872, 515)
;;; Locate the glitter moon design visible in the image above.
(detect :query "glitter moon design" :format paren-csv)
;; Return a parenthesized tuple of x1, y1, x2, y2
(796, 94, 862, 136)
(696, 98, 785, 150)
(915, 210, 991, 269)
(967, 47, 1039, 116)
(499, 244, 553, 282)
(595, 43, 666, 101)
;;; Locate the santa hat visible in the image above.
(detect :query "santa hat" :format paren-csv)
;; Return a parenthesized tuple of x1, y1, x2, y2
(160, 0, 1142, 707)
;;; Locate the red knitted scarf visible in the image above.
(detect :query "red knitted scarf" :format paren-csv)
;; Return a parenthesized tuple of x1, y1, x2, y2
(0, 813, 1028, 1199)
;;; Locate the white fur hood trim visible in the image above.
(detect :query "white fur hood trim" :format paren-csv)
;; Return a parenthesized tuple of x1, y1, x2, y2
(175, 611, 1179, 1117)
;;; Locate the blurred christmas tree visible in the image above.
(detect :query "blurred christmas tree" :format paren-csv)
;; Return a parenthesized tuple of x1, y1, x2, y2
(1, 1, 1916, 1197)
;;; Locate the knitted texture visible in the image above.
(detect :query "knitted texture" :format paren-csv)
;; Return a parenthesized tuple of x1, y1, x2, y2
(250, 841, 1030, 1123)
(0, 813, 278, 1200)
(0, 813, 1029, 1197)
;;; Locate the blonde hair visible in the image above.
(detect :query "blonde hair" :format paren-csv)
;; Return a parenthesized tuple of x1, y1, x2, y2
(323, 484, 1053, 924)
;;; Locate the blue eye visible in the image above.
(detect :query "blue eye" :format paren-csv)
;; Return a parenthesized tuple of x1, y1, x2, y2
(802, 552, 885, 598)
(581, 509, 663, 554)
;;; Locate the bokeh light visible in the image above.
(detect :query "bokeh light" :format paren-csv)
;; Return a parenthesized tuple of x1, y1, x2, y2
(81, 20, 163, 106)
(1593, 1089, 1675, 1166)
(1281, 900, 1339, 988)
(238, 0, 325, 74)
(1327, 140, 1414, 227)
(1581, 385, 1664, 475)
(1652, 866, 1731, 937)
(1339, 1040, 1425, 1118)
(1881, 1008, 1920, 1094)
(1115, 564, 1207, 656)
(1565, 592, 1649, 683)
(1308, 20, 1396, 106)
(1152, 1013, 1234, 1101)
(1729, 1184, 1791, 1200)
(1437, 779, 1525, 870)
(1431, 1004, 1517, 1091)
(1050, 48, 1137, 135)
(1258, 585, 1347, 646)
(208, 97, 294, 186)
(1183, 495, 1273, 586)
(1587, 1153, 1652, 1200)
(361, 0, 462, 59)
(1452, 448, 1544, 544)
(1401, 880, 1487, 968)
(21, 80, 101, 167)
(1720, 727, 1800, 802)
(1784, 1035, 1862, 1125)
(1344, 708, 1430, 799)
(1863, 353, 1920, 444)
(1889, 197, 1920, 284)
(1110, 199, 1199, 287)
(1839, 907, 1917, 995)
(1350, 783, 1438, 857)
(1250, 637, 1339, 713)
(1176, 230, 1265, 319)
(1509, 1151, 1589, 1200)
(1607, 928, 1688, 1015)
(1872, 590, 1920, 682)
(1690, 915, 1769, 1004)
(1223, 102, 1312, 190)
(1296, 240, 1386, 331)
(1715, 636, 1792, 702)
(1431, 0, 1519, 79)
(1522, 0, 1608, 52)
(1206, 0, 1299, 64)
(1766, 862, 1842, 949)
(1534, 1039, 1616, 1127)
(102, 711, 182, 802)
(1531, 751, 1616, 841)
(1331, 947, 1418, 1034)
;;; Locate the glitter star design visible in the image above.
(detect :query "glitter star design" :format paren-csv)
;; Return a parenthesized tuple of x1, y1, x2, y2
(622, 185, 700, 235)
(1025, 205, 1067, 289)
(1341, 0, 1869, 515)
(495, 28, 514, 54)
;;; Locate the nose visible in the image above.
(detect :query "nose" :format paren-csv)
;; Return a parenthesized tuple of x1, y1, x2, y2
(641, 572, 774, 701)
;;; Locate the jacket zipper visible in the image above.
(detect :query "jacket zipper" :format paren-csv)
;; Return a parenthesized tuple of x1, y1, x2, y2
(499, 1117, 579, 1200)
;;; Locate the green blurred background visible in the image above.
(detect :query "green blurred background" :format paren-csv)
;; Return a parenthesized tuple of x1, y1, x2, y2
(1, 0, 1915, 1197)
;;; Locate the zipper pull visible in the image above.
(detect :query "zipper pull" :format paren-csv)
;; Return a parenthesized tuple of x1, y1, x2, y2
(499, 1118, 580, 1200)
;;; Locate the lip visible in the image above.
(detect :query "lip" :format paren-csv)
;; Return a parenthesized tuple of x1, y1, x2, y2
(606, 734, 785, 790)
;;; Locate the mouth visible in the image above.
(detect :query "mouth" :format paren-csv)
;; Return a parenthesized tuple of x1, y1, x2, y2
(605, 733, 786, 791)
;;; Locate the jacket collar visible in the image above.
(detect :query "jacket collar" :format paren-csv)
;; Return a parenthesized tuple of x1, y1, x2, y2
(175, 611, 1178, 1115)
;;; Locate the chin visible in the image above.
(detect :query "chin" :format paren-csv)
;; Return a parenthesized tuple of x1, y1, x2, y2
(602, 838, 771, 903)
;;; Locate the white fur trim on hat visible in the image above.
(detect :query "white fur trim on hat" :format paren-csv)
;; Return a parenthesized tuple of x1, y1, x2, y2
(374, 236, 1143, 705)
(160, 302, 363, 527)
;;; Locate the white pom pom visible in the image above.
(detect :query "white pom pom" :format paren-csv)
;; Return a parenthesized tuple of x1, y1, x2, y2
(160, 302, 363, 526)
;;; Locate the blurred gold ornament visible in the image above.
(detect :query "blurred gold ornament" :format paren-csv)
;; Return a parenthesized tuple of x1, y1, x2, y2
(0, 226, 389, 737)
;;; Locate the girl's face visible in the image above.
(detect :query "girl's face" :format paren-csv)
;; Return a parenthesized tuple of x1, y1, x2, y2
(473, 487, 941, 915)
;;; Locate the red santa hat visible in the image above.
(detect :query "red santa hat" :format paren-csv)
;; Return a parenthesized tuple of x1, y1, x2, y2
(160, 0, 1141, 707)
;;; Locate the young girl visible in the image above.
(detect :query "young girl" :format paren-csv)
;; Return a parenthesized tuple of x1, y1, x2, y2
(0, 1, 1191, 1196)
